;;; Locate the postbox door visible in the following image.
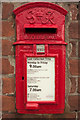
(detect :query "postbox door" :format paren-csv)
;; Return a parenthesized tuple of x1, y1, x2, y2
(23, 46, 59, 110)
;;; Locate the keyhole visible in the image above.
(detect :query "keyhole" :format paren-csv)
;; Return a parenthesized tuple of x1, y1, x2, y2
(22, 77, 24, 80)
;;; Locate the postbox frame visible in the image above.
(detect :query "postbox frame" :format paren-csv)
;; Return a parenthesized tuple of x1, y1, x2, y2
(13, 2, 68, 114)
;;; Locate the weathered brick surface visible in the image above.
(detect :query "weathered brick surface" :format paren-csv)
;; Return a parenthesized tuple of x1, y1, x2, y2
(69, 4, 78, 20)
(0, 96, 2, 111)
(2, 21, 14, 37)
(0, 78, 2, 94)
(69, 22, 79, 39)
(2, 112, 76, 119)
(78, 77, 80, 93)
(2, 114, 15, 119)
(68, 95, 78, 111)
(78, 42, 80, 57)
(2, 96, 16, 112)
(0, 35, 1, 56)
(2, 58, 14, 74)
(69, 59, 80, 75)
(70, 77, 76, 93)
(77, 4, 80, 20)
(0, 58, 2, 74)
(48, 113, 76, 118)
(2, 77, 15, 94)
(79, 95, 80, 111)
(2, 40, 14, 56)
(1, 2, 80, 119)
(2, 113, 43, 118)
(69, 41, 77, 57)
(2, 3, 14, 20)
(78, 112, 80, 119)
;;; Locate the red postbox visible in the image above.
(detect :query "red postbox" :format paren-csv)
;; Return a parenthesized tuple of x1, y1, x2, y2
(13, 2, 68, 114)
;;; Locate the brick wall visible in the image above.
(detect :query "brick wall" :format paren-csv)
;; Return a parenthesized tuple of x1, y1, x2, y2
(2, 2, 80, 119)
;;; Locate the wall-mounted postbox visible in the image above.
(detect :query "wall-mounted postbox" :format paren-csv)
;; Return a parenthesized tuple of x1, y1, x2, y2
(13, 2, 68, 114)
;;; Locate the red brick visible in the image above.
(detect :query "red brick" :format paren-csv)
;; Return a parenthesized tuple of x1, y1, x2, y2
(2, 3, 14, 20)
(69, 22, 80, 39)
(2, 113, 76, 119)
(2, 113, 15, 118)
(79, 96, 80, 111)
(70, 77, 76, 93)
(2, 58, 14, 74)
(78, 77, 80, 93)
(78, 42, 80, 57)
(69, 59, 80, 75)
(0, 78, 2, 94)
(2, 77, 15, 94)
(0, 21, 1, 37)
(0, 58, 2, 75)
(2, 21, 14, 37)
(47, 112, 76, 118)
(2, 96, 15, 112)
(0, 96, 2, 111)
(69, 4, 78, 20)
(78, 112, 80, 119)
(2, 112, 76, 119)
(69, 41, 77, 57)
(0, 39, 1, 55)
(68, 95, 78, 111)
(2, 40, 14, 56)
(77, 4, 80, 20)
(2, 113, 43, 118)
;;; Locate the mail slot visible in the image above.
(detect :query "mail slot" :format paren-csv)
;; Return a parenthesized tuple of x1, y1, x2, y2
(13, 2, 68, 114)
